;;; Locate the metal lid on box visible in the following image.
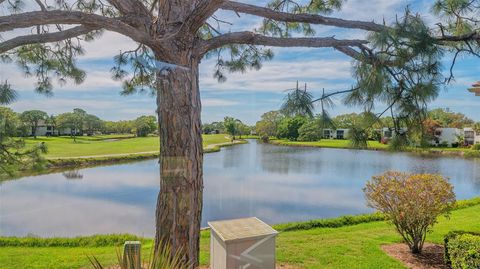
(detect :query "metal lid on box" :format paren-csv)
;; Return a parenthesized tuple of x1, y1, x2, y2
(208, 217, 278, 243)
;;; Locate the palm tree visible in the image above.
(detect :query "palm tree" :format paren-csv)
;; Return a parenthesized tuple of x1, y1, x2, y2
(281, 81, 315, 118)
(0, 81, 17, 105)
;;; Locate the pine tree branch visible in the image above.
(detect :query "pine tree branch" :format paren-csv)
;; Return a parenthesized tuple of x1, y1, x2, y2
(0, 11, 152, 46)
(220, 1, 386, 32)
(0, 26, 98, 54)
(197, 31, 368, 55)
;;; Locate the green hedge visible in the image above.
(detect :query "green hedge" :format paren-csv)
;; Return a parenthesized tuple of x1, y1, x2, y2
(274, 197, 480, 232)
(444, 231, 480, 269)
(274, 213, 385, 232)
(0, 234, 146, 247)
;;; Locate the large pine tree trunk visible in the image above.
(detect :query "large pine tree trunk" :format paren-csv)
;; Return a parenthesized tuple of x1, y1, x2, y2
(154, 56, 203, 267)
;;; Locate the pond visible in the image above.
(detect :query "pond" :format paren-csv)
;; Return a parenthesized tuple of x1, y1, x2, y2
(1, 139, 479, 237)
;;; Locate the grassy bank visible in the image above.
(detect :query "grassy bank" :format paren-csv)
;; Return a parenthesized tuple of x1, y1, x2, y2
(1, 198, 479, 269)
(19, 134, 245, 171)
(270, 138, 388, 150)
(269, 138, 480, 158)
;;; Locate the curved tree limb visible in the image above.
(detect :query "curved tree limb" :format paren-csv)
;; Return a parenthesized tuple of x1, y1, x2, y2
(0, 26, 98, 54)
(220, 1, 386, 32)
(197, 31, 368, 55)
(0, 11, 152, 46)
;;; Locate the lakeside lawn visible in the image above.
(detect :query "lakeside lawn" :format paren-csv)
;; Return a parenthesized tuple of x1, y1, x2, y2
(1, 200, 479, 269)
(271, 138, 388, 150)
(23, 134, 233, 158)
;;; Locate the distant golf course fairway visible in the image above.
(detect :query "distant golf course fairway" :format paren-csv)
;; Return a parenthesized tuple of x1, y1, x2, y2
(23, 134, 233, 158)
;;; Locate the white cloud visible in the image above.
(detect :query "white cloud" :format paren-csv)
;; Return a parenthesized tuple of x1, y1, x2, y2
(199, 56, 354, 94)
(79, 32, 137, 60)
(1, 64, 123, 92)
(202, 98, 239, 107)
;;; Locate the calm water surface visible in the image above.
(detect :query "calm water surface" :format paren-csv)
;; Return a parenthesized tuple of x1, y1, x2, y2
(1, 140, 479, 237)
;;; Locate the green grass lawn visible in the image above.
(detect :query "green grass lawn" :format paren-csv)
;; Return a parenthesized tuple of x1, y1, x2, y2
(24, 134, 232, 158)
(272, 139, 388, 150)
(1, 201, 478, 269)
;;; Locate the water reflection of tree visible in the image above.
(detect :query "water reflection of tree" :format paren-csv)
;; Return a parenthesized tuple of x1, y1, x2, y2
(62, 170, 83, 180)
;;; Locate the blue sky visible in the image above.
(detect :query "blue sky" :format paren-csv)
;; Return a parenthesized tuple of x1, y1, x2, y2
(2, 0, 480, 125)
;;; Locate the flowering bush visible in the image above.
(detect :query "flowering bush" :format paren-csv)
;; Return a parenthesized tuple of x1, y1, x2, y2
(363, 171, 456, 253)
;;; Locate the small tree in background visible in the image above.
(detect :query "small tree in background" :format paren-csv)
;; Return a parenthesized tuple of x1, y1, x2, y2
(363, 171, 456, 254)
(224, 116, 241, 141)
(135, 115, 157, 137)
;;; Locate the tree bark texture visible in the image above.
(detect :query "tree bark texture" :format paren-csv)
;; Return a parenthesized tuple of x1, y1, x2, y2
(154, 53, 203, 268)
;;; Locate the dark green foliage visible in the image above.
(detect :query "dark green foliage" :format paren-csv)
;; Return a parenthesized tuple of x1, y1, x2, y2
(444, 231, 480, 269)
(276, 116, 307, 141)
(1, 107, 48, 177)
(348, 126, 369, 149)
(297, 119, 321, 141)
(472, 144, 480, 150)
(0, 234, 145, 247)
(388, 134, 410, 151)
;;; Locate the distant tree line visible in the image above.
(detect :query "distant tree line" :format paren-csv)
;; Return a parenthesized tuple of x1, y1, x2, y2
(202, 117, 252, 140)
(254, 107, 479, 147)
(0, 107, 158, 139)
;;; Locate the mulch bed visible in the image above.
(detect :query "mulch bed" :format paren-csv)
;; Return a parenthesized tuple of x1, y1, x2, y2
(382, 243, 448, 269)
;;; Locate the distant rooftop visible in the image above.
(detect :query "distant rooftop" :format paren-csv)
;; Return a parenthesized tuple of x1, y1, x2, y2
(468, 81, 480, 96)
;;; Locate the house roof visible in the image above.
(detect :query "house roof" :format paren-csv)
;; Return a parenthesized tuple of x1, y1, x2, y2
(468, 81, 480, 95)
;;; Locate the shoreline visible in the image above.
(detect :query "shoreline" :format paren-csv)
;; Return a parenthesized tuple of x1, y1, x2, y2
(1, 197, 478, 241)
(267, 139, 480, 159)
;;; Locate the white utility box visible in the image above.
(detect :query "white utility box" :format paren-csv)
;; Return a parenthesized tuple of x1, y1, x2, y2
(208, 217, 278, 269)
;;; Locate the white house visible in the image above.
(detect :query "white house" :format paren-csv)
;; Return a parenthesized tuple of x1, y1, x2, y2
(28, 120, 77, 137)
(464, 128, 480, 145)
(29, 120, 55, 136)
(322, 128, 349, 140)
(432, 128, 463, 147)
(381, 127, 408, 140)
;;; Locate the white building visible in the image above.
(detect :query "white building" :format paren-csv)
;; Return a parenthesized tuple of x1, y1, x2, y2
(381, 127, 408, 140)
(464, 128, 480, 145)
(28, 120, 77, 137)
(322, 128, 350, 140)
(432, 128, 463, 147)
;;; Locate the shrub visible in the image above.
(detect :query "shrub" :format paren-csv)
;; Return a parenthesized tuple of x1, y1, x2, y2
(297, 120, 321, 141)
(472, 144, 480, 150)
(276, 116, 307, 141)
(388, 135, 409, 151)
(363, 171, 456, 253)
(444, 231, 480, 269)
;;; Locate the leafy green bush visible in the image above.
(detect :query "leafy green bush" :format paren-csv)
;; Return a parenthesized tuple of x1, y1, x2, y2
(297, 120, 321, 141)
(472, 144, 480, 150)
(364, 171, 456, 253)
(444, 231, 480, 269)
(276, 116, 307, 141)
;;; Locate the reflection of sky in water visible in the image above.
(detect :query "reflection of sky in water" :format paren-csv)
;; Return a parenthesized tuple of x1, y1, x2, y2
(1, 140, 479, 237)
